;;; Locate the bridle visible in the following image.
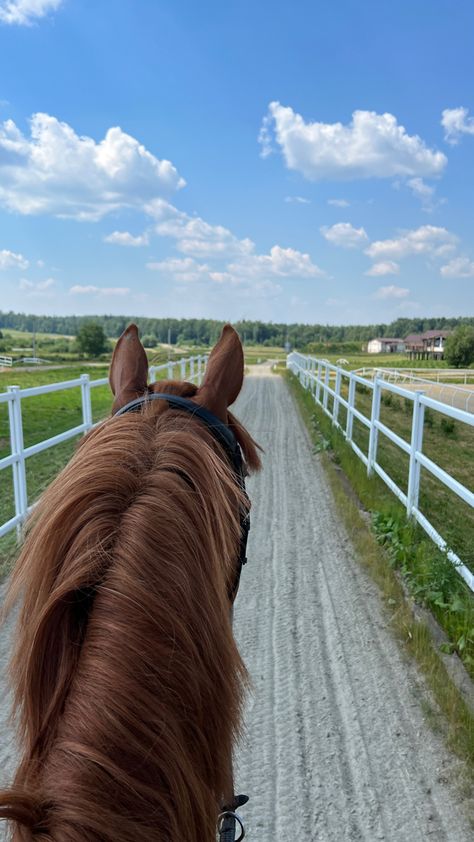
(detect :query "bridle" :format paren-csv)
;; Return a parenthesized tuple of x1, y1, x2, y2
(115, 392, 250, 839)
(114, 392, 251, 602)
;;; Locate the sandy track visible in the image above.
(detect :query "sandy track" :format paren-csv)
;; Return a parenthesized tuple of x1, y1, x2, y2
(0, 368, 472, 840)
(232, 370, 472, 841)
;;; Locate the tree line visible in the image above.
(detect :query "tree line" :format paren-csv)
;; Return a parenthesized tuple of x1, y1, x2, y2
(0, 310, 473, 348)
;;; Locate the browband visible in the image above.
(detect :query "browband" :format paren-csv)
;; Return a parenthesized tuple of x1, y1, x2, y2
(115, 393, 239, 459)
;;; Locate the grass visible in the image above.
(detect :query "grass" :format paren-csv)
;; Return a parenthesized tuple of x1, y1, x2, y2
(0, 366, 112, 574)
(284, 368, 474, 783)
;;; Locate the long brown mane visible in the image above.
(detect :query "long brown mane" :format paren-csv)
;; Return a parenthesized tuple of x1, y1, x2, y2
(0, 326, 260, 841)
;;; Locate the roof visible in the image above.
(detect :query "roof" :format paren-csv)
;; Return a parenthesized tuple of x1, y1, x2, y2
(405, 333, 424, 344)
(421, 330, 452, 339)
(370, 337, 405, 343)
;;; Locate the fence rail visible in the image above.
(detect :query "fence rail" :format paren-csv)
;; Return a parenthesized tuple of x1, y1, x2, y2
(287, 352, 474, 592)
(354, 367, 474, 414)
(0, 355, 206, 541)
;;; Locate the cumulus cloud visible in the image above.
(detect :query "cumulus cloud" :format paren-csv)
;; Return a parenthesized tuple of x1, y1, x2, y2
(373, 285, 410, 300)
(104, 231, 149, 247)
(365, 261, 400, 276)
(19, 276, 55, 293)
(320, 222, 368, 249)
(0, 248, 29, 269)
(0, 113, 184, 220)
(227, 245, 325, 281)
(328, 198, 350, 207)
(441, 107, 474, 144)
(365, 225, 457, 260)
(146, 257, 211, 283)
(259, 102, 447, 181)
(440, 256, 474, 278)
(406, 177, 442, 212)
(69, 285, 130, 296)
(151, 202, 254, 258)
(0, 0, 63, 25)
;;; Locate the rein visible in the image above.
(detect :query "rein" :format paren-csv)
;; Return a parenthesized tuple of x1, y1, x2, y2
(115, 393, 249, 839)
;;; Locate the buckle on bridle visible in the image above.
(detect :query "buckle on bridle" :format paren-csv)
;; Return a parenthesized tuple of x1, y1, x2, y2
(218, 809, 245, 841)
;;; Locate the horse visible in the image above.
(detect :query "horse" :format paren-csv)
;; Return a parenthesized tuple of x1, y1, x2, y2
(0, 323, 261, 841)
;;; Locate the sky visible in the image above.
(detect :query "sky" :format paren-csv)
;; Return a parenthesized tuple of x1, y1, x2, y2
(0, 0, 473, 326)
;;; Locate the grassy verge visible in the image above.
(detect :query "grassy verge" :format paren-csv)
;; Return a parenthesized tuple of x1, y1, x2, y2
(284, 368, 474, 774)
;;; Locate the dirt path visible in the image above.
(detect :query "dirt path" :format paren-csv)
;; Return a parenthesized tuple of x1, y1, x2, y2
(0, 368, 472, 841)
(232, 369, 473, 841)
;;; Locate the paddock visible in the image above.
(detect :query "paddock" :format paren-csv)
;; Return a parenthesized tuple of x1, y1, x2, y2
(0, 366, 473, 840)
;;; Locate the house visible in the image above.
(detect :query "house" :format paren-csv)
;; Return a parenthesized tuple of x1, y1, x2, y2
(367, 337, 406, 354)
(405, 330, 451, 360)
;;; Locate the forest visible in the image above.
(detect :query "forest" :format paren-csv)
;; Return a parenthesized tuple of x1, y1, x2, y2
(0, 310, 473, 349)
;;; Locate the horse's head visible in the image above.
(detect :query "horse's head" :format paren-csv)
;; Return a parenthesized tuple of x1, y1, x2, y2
(109, 322, 261, 471)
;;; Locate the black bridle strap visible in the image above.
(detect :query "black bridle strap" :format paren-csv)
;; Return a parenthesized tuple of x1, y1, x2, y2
(115, 393, 239, 460)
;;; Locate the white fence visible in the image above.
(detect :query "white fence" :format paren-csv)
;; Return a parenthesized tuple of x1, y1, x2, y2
(0, 356, 12, 367)
(287, 352, 474, 592)
(0, 355, 206, 541)
(355, 367, 474, 414)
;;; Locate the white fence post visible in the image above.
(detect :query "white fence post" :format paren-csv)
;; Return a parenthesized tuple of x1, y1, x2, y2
(149, 366, 157, 383)
(316, 360, 322, 404)
(323, 364, 329, 411)
(333, 368, 342, 426)
(406, 391, 425, 517)
(190, 357, 195, 381)
(80, 374, 92, 431)
(180, 358, 186, 379)
(367, 376, 382, 476)
(7, 386, 28, 533)
(197, 356, 202, 384)
(346, 373, 356, 442)
(167, 361, 174, 379)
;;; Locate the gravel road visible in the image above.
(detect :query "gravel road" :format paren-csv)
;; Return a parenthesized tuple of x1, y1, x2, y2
(0, 366, 472, 841)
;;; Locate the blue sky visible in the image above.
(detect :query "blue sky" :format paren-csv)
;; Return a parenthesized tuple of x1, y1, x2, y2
(0, 0, 473, 325)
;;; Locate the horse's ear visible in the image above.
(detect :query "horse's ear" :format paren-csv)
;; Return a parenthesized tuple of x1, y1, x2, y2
(109, 324, 149, 413)
(195, 324, 244, 421)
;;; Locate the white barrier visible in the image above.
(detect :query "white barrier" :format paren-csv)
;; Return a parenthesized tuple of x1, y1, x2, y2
(0, 356, 206, 540)
(0, 356, 12, 367)
(287, 352, 474, 592)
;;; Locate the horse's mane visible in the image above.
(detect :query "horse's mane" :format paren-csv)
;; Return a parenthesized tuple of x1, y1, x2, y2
(0, 381, 260, 841)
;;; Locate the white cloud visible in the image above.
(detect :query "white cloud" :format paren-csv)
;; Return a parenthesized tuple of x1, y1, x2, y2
(146, 257, 210, 283)
(440, 257, 474, 278)
(441, 107, 474, 145)
(152, 202, 254, 258)
(0, 248, 29, 269)
(406, 176, 442, 212)
(227, 245, 325, 280)
(0, 0, 63, 25)
(365, 225, 457, 260)
(365, 261, 400, 276)
(104, 230, 149, 247)
(285, 195, 311, 204)
(320, 222, 368, 249)
(260, 102, 447, 181)
(19, 276, 55, 294)
(0, 113, 184, 220)
(69, 285, 131, 296)
(373, 285, 410, 300)
(328, 198, 350, 207)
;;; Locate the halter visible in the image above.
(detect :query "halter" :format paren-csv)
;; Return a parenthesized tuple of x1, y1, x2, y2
(114, 393, 251, 602)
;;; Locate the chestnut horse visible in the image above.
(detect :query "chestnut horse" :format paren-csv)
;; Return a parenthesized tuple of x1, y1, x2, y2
(0, 324, 260, 841)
